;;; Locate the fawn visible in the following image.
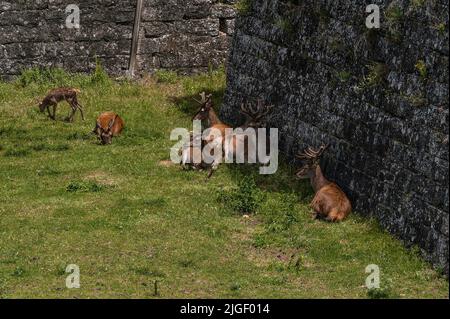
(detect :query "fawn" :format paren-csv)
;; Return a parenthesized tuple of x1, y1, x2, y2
(296, 145, 352, 222)
(39, 88, 85, 122)
(93, 112, 124, 145)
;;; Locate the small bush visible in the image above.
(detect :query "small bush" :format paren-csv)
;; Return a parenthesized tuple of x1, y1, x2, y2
(260, 193, 299, 233)
(16, 67, 71, 88)
(217, 176, 266, 214)
(90, 59, 111, 86)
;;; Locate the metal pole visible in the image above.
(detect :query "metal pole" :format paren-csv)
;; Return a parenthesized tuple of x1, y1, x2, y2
(128, 0, 144, 78)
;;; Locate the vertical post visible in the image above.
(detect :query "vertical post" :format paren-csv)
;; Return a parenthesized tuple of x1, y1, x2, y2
(128, 0, 144, 78)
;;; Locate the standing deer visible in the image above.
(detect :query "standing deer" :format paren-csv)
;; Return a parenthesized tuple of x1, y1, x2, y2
(93, 112, 124, 145)
(39, 88, 85, 122)
(296, 145, 352, 222)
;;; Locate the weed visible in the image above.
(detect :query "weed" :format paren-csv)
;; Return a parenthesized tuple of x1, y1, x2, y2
(336, 70, 352, 83)
(415, 60, 427, 79)
(358, 62, 388, 90)
(90, 58, 111, 86)
(66, 181, 109, 193)
(235, 0, 252, 15)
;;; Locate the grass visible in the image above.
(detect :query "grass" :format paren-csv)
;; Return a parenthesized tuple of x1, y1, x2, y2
(0, 67, 448, 299)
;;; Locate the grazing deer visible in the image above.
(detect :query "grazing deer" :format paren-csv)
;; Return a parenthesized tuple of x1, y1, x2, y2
(39, 88, 85, 122)
(93, 112, 124, 145)
(296, 145, 352, 222)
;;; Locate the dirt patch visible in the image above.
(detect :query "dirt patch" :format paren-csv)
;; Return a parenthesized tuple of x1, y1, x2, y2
(84, 171, 120, 186)
(158, 160, 176, 168)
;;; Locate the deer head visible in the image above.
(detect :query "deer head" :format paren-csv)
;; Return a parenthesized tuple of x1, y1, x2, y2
(240, 99, 274, 129)
(192, 92, 213, 121)
(295, 144, 329, 179)
(97, 116, 118, 145)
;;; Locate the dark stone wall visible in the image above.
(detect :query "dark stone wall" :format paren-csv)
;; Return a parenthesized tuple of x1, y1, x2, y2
(0, 0, 237, 78)
(222, 0, 449, 273)
(0, 0, 135, 79)
(137, 0, 237, 74)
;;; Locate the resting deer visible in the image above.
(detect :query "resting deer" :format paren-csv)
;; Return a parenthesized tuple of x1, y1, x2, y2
(296, 145, 352, 222)
(93, 112, 124, 145)
(39, 88, 85, 122)
(223, 99, 273, 164)
(192, 92, 231, 143)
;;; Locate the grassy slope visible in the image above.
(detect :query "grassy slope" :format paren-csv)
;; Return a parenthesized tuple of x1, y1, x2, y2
(0, 69, 448, 299)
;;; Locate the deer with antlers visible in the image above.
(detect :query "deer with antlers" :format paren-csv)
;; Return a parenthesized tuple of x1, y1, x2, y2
(38, 87, 85, 122)
(296, 145, 352, 222)
(183, 92, 273, 178)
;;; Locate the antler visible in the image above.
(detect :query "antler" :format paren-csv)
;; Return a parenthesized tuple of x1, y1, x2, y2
(194, 92, 212, 105)
(240, 99, 274, 121)
(296, 144, 329, 160)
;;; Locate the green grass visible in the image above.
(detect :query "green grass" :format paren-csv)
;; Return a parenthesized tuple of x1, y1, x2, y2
(0, 68, 448, 299)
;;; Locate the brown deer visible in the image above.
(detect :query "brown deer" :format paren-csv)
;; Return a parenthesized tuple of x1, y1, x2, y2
(192, 92, 231, 144)
(186, 93, 273, 178)
(296, 145, 352, 222)
(224, 99, 274, 163)
(39, 88, 85, 122)
(93, 112, 124, 145)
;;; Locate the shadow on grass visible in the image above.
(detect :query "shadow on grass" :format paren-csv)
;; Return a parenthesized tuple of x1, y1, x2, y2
(168, 87, 226, 119)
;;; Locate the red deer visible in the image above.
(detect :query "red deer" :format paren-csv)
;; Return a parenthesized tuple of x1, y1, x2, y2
(93, 112, 124, 145)
(39, 88, 85, 122)
(192, 92, 231, 144)
(296, 145, 352, 222)
(185, 93, 273, 178)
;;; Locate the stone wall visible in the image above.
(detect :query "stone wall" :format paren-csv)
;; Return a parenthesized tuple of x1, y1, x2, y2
(136, 0, 237, 74)
(0, 0, 135, 79)
(222, 0, 449, 273)
(0, 0, 237, 79)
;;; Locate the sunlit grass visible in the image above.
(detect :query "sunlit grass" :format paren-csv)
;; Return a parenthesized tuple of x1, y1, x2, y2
(0, 68, 447, 299)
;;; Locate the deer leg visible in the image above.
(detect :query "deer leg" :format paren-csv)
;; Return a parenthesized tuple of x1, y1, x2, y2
(46, 106, 53, 119)
(77, 103, 85, 121)
(51, 104, 57, 120)
(73, 97, 85, 121)
(67, 104, 77, 123)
